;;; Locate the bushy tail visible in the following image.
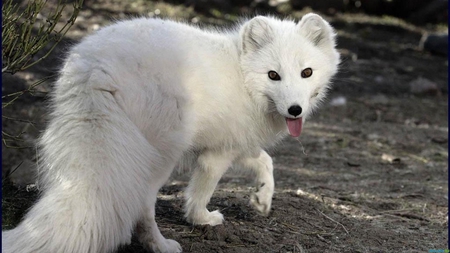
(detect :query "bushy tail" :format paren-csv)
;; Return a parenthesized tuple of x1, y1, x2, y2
(2, 71, 162, 253)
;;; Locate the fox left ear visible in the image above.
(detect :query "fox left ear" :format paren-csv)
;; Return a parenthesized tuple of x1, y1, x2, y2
(297, 13, 336, 49)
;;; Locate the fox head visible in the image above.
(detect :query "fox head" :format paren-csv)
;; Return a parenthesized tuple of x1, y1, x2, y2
(239, 14, 340, 137)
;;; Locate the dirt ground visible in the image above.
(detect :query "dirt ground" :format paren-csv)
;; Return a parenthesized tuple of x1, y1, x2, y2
(2, 1, 448, 252)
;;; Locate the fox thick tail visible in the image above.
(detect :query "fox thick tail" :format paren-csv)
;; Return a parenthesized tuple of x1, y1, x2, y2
(2, 69, 164, 253)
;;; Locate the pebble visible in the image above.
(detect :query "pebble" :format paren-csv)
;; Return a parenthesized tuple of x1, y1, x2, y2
(329, 96, 347, 106)
(409, 77, 439, 95)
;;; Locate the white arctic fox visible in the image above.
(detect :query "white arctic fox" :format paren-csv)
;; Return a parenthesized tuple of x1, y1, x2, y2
(2, 13, 339, 253)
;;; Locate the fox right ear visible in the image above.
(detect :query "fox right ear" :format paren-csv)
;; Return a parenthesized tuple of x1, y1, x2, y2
(297, 13, 336, 49)
(240, 16, 274, 54)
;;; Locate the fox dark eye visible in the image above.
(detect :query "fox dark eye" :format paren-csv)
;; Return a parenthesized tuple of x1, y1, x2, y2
(301, 68, 313, 78)
(268, 71, 281, 81)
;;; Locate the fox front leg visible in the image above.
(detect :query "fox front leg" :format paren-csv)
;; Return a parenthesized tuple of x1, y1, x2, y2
(236, 150, 274, 215)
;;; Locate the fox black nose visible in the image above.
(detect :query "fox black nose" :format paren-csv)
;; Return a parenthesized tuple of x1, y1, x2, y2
(288, 105, 302, 117)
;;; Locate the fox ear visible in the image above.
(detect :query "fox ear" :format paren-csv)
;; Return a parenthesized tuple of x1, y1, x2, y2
(297, 13, 336, 48)
(240, 16, 274, 54)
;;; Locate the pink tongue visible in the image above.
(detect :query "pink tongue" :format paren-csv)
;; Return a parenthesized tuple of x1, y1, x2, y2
(286, 118, 303, 137)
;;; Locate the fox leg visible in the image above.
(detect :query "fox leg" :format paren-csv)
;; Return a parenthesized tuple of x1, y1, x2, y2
(184, 150, 235, 226)
(236, 150, 274, 216)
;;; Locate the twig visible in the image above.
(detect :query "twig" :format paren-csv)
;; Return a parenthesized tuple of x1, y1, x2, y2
(379, 208, 417, 214)
(390, 213, 430, 222)
(316, 209, 349, 234)
(2, 161, 23, 183)
(302, 231, 333, 236)
(225, 244, 256, 248)
(2, 115, 35, 125)
(281, 222, 300, 231)
(382, 213, 412, 222)
(295, 242, 306, 253)
(295, 138, 308, 155)
(317, 234, 330, 243)
(298, 216, 327, 232)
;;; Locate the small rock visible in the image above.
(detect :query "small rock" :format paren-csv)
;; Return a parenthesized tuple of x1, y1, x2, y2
(268, 0, 288, 7)
(419, 33, 448, 56)
(329, 96, 347, 106)
(374, 75, 385, 84)
(409, 77, 440, 95)
(346, 161, 361, 167)
(381, 153, 401, 164)
(370, 94, 389, 105)
(296, 188, 306, 195)
(431, 136, 448, 144)
(91, 24, 100, 31)
(367, 133, 380, 140)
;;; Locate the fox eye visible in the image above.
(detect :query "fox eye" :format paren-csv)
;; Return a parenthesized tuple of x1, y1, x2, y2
(301, 68, 313, 78)
(268, 71, 281, 81)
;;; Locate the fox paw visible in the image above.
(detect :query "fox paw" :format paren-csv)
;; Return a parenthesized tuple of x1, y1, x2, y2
(150, 238, 182, 253)
(187, 209, 224, 226)
(250, 183, 273, 216)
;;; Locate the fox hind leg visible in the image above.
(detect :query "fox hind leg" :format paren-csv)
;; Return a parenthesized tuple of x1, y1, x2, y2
(136, 109, 193, 253)
(137, 184, 182, 253)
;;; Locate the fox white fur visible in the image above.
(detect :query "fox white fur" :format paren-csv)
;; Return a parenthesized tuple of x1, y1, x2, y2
(2, 13, 339, 253)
